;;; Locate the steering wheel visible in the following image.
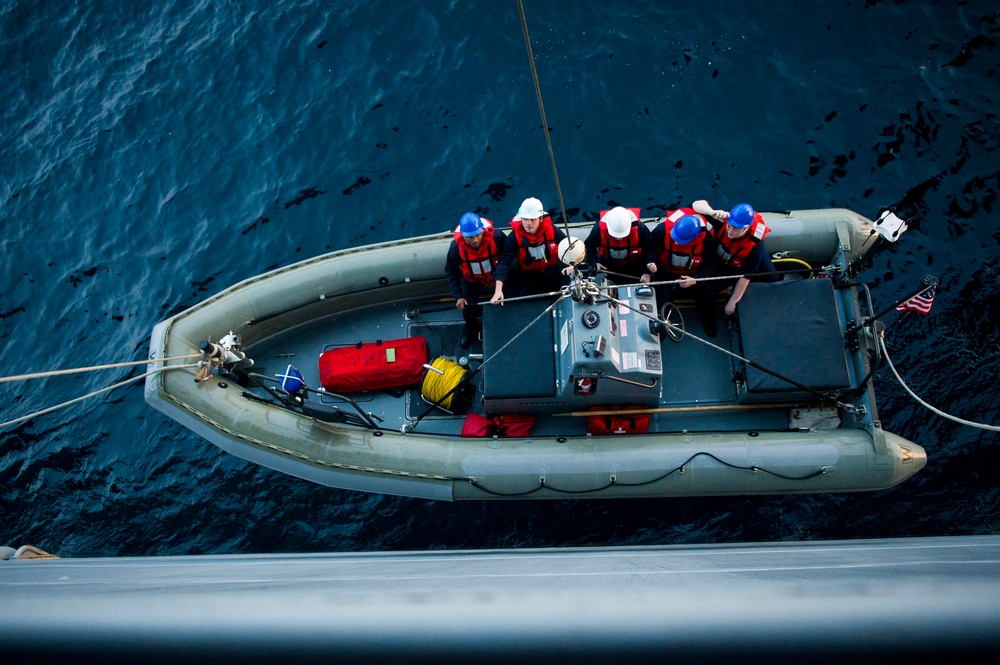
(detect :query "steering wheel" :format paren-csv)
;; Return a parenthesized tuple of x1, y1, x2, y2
(660, 302, 685, 343)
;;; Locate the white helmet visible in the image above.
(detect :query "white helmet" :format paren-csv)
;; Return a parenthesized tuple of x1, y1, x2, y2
(515, 197, 545, 221)
(603, 206, 636, 239)
(558, 237, 585, 265)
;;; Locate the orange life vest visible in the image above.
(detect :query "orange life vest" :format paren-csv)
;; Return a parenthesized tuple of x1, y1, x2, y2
(510, 216, 559, 271)
(714, 212, 770, 269)
(453, 218, 500, 285)
(597, 207, 643, 267)
(659, 208, 709, 275)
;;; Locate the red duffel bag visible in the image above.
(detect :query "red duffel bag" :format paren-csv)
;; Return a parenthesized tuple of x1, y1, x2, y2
(319, 337, 428, 393)
(461, 413, 496, 438)
(587, 406, 651, 436)
(460, 413, 537, 438)
(494, 414, 536, 437)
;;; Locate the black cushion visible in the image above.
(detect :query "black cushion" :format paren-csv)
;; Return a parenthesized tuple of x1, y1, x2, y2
(482, 298, 557, 399)
(738, 279, 851, 393)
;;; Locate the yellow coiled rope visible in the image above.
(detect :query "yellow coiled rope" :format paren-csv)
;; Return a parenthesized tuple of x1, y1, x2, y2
(420, 357, 467, 411)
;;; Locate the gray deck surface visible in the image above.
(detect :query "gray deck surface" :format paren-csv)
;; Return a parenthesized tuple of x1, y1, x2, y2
(247, 292, 819, 437)
(2, 536, 998, 663)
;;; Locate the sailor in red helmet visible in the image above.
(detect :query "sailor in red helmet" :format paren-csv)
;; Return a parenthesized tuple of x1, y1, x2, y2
(582, 206, 656, 283)
(445, 212, 507, 347)
(693, 199, 778, 317)
(491, 197, 572, 304)
(650, 208, 718, 337)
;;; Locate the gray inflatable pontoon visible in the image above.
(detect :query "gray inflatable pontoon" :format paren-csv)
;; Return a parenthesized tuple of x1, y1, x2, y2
(145, 209, 926, 501)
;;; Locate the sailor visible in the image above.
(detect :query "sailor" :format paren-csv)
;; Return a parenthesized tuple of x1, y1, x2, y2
(445, 212, 507, 348)
(650, 209, 718, 337)
(491, 197, 572, 304)
(693, 199, 779, 316)
(582, 206, 656, 283)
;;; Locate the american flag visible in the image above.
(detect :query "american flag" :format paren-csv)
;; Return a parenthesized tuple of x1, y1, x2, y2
(896, 285, 936, 315)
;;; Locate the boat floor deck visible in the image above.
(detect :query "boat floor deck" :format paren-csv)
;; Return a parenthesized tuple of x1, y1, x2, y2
(246, 292, 807, 438)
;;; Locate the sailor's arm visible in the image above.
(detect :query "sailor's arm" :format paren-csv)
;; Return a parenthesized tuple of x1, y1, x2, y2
(725, 277, 750, 316)
(444, 242, 465, 301)
(490, 280, 505, 305)
(692, 200, 728, 223)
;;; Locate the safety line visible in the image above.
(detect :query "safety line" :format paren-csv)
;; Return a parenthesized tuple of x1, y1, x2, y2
(880, 332, 1000, 432)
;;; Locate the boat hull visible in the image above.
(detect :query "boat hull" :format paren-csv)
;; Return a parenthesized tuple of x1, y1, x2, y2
(145, 209, 927, 501)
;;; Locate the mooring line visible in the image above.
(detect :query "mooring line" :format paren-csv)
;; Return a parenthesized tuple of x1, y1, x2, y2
(0, 364, 200, 429)
(0, 354, 202, 384)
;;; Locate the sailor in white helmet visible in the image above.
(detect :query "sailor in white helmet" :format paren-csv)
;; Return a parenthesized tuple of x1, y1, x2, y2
(491, 197, 572, 304)
(582, 206, 656, 283)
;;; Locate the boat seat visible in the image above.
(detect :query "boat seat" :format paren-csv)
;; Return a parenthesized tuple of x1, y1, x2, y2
(736, 279, 851, 401)
(481, 297, 557, 408)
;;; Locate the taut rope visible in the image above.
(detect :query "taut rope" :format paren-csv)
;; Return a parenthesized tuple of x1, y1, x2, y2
(0, 364, 199, 429)
(879, 331, 1000, 432)
(0, 354, 201, 383)
(516, 0, 571, 238)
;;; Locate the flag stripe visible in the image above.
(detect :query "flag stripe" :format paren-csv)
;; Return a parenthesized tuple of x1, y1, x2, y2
(895, 286, 936, 316)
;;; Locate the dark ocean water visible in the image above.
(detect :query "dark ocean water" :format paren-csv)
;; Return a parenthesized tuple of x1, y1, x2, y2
(1, 0, 998, 557)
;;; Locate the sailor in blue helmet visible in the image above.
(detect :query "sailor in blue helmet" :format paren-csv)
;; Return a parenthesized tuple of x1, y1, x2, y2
(692, 199, 779, 317)
(650, 207, 718, 336)
(445, 212, 507, 348)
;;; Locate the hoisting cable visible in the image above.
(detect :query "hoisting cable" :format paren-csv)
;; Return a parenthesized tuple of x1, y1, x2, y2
(879, 330, 1000, 432)
(516, 0, 571, 238)
(0, 363, 200, 429)
(0, 353, 202, 384)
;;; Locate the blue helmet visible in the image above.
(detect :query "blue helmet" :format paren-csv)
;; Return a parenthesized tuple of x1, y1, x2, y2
(459, 212, 484, 237)
(728, 203, 755, 229)
(670, 215, 703, 244)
